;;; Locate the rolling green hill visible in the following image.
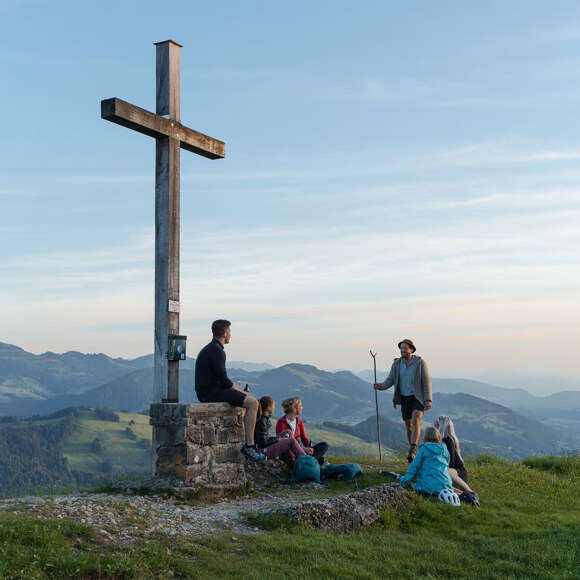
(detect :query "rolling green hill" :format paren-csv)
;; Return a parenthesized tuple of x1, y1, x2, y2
(0, 408, 153, 497)
(62, 409, 152, 477)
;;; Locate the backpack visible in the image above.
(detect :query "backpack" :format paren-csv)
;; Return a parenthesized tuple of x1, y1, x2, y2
(290, 455, 321, 483)
(321, 463, 363, 482)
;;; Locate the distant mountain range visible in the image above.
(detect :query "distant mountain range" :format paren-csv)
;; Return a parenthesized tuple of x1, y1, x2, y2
(357, 392, 569, 458)
(1, 341, 579, 458)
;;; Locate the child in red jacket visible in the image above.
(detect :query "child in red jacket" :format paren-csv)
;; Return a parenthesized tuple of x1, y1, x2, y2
(254, 396, 306, 461)
(275, 397, 328, 465)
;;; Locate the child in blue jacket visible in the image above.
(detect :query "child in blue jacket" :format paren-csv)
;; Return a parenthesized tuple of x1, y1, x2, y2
(400, 426, 453, 495)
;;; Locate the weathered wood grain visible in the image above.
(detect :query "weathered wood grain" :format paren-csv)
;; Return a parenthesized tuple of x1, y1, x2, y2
(154, 137, 170, 404)
(101, 98, 225, 159)
(155, 40, 181, 121)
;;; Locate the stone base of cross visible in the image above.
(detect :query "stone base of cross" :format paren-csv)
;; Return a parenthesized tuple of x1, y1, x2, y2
(101, 41, 225, 404)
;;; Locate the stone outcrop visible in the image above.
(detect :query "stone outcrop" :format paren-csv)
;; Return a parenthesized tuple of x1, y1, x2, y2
(150, 403, 246, 495)
(245, 457, 289, 488)
(273, 483, 409, 531)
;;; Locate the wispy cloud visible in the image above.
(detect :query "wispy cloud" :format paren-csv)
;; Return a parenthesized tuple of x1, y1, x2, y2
(0, 188, 35, 196)
(343, 76, 479, 106)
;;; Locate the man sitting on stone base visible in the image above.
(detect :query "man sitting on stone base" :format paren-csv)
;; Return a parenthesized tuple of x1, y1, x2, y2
(195, 319, 265, 461)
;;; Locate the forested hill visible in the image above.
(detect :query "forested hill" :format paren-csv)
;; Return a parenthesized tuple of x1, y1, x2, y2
(0, 411, 78, 496)
(0, 407, 151, 498)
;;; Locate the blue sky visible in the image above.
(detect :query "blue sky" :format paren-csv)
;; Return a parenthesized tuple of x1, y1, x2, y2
(1, 1, 580, 391)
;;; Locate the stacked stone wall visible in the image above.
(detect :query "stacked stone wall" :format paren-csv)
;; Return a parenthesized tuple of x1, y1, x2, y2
(150, 402, 246, 493)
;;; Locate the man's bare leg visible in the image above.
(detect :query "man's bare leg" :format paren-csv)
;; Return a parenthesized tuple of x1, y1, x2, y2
(410, 409, 423, 447)
(406, 409, 423, 461)
(242, 395, 258, 446)
(404, 419, 412, 444)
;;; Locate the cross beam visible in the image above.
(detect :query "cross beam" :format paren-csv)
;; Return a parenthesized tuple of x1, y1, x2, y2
(101, 98, 225, 159)
(100, 40, 225, 405)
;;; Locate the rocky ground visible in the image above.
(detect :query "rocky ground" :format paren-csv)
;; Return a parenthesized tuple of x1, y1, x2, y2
(0, 461, 402, 543)
(0, 486, 323, 544)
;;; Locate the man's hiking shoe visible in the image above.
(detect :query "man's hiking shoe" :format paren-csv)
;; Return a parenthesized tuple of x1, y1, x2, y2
(460, 491, 480, 508)
(407, 444, 418, 463)
(241, 444, 266, 461)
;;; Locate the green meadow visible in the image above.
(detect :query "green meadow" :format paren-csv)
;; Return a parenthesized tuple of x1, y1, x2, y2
(62, 410, 152, 475)
(0, 454, 578, 579)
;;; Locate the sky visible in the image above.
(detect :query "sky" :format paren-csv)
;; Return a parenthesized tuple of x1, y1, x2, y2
(1, 1, 580, 393)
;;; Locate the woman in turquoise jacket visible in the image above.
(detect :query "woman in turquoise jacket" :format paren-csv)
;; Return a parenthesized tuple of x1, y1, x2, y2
(400, 427, 453, 495)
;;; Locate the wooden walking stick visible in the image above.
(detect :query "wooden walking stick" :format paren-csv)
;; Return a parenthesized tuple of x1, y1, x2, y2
(370, 349, 383, 461)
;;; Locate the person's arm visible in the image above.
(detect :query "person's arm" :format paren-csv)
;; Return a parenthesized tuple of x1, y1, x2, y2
(421, 359, 432, 409)
(210, 348, 234, 389)
(275, 417, 285, 436)
(400, 447, 424, 487)
(254, 417, 268, 448)
(299, 419, 311, 448)
(375, 361, 396, 390)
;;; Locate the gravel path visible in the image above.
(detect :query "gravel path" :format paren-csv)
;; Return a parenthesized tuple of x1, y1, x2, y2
(0, 489, 321, 544)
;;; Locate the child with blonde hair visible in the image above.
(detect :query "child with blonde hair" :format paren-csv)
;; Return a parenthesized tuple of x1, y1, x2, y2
(254, 396, 306, 461)
(399, 427, 453, 495)
(276, 397, 328, 465)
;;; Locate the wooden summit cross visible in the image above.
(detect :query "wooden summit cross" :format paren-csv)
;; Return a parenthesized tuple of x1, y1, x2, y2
(101, 40, 225, 404)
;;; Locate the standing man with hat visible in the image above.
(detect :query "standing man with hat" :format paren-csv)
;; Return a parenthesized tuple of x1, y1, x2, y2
(374, 339, 432, 462)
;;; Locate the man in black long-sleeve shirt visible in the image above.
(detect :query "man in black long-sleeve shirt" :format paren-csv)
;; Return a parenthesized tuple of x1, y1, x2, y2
(195, 320, 265, 461)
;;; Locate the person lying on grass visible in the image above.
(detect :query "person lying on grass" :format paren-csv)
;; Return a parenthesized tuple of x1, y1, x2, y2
(399, 426, 454, 495)
(276, 397, 329, 466)
(254, 396, 306, 461)
(435, 415, 480, 505)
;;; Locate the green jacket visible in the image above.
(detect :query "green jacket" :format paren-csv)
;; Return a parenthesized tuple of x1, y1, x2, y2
(378, 356, 432, 407)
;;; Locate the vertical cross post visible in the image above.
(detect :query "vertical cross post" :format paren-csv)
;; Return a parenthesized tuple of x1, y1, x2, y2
(154, 40, 181, 404)
(101, 40, 225, 410)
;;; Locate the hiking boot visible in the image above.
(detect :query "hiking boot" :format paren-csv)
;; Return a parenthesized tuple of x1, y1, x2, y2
(407, 444, 418, 463)
(241, 444, 266, 461)
(460, 491, 481, 508)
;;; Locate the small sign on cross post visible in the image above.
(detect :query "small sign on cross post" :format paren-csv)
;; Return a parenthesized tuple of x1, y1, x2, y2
(101, 40, 225, 404)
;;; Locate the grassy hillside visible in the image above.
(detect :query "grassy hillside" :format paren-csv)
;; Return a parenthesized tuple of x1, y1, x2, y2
(0, 455, 577, 578)
(305, 424, 392, 459)
(63, 409, 152, 476)
(0, 409, 154, 497)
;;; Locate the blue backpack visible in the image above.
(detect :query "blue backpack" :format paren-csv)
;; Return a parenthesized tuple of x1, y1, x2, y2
(321, 463, 363, 482)
(291, 455, 322, 483)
